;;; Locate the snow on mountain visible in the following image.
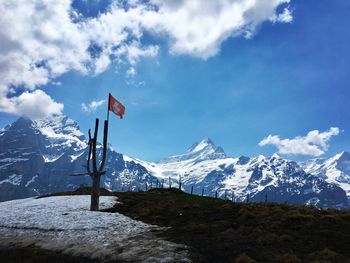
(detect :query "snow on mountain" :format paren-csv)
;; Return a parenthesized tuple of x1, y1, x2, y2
(0, 195, 189, 261)
(159, 138, 226, 163)
(35, 114, 87, 152)
(302, 151, 350, 197)
(0, 116, 348, 208)
(0, 115, 86, 163)
(125, 138, 228, 180)
(126, 140, 348, 208)
(0, 115, 157, 201)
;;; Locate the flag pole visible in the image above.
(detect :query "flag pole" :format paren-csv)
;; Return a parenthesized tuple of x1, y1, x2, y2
(107, 93, 110, 122)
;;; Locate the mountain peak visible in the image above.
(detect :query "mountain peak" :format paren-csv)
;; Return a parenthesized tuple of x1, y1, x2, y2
(12, 116, 34, 127)
(338, 151, 350, 159)
(271, 153, 281, 159)
(159, 138, 226, 163)
(3, 114, 87, 152)
(188, 138, 215, 153)
(334, 151, 350, 173)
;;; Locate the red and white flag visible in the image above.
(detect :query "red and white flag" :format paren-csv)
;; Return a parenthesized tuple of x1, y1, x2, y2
(108, 93, 125, 119)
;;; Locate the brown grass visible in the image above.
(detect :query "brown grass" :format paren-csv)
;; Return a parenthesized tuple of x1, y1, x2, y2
(107, 188, 350, 263)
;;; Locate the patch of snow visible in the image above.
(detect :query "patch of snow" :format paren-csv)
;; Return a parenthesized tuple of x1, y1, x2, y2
(43, 154, 64, 163)
(0, 163, 12, 170)
(0, 157, 29, 163)
(25, 175, 38, 187)
(306, 197, 320, 207)
(221, 159, 253, 196)
(0, 195, 189, 262)
(70, 151, 84, 162)
(0, 174, 23, 186)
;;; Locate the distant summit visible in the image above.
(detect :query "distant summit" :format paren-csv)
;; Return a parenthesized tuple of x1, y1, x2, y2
(187, 138, 216, 152)
(302, 151, 350, 197)
(159, 138, 226, 163)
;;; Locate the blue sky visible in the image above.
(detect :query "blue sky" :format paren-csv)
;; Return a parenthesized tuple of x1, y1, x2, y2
(1, 0, 350, 161)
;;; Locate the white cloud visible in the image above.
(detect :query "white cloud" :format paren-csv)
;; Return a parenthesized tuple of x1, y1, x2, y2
(271, 7, 293, 23)
(81, 99, 105, 113)
(259, 127, 340, 156)
(0, 90, 63, 119)
(51, 81, 62, 86)
(0, 0, 293, 117)
(144, 0, 293, 58)
(126, 67, 136, 78)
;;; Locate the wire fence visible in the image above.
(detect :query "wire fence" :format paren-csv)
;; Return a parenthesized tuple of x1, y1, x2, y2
(109, 177, 271, 204)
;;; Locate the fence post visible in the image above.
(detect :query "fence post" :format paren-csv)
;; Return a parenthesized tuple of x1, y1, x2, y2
(224, 190, 227, 200)
(201, 188, 204, 196)
(246, 193, 249, 203)
(190, 185, 193, 195)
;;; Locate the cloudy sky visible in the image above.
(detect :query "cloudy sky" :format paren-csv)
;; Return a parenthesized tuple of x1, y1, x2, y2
(0, 0, 349, 161)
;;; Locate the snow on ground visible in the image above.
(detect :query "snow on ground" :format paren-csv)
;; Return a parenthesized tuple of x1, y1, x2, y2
(0, 195, 189, 262)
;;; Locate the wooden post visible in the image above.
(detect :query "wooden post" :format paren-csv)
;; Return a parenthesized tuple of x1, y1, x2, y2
(162, 179, 164, 188)
(201, 188, 204, 196)
(90, 118, 100, 211)
(246, 193, 249, 203)
(85, 118, 109, 211)
(169, 177, 171, 188)
(215, 191, 218, 199)
(190, 185, 193, 195)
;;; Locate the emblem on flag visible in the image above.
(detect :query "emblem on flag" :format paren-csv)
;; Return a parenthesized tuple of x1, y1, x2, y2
(108, 93, 125, 119)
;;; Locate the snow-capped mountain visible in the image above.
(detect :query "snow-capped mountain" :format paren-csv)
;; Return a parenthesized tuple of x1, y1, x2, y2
(0, 115, 348, 209)
(128, 140, 348, 209)
(301, 151, 350, 197)
(0, 115, 156, 201)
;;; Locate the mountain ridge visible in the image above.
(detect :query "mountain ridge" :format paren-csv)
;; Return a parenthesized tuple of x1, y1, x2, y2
(0, 115, 349, 208)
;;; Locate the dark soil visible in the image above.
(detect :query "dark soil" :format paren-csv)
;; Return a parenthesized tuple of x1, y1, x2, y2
(0, 245, 97, 263)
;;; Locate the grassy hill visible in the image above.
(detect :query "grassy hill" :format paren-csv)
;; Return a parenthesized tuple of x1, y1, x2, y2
(108, 188, 350, 263)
